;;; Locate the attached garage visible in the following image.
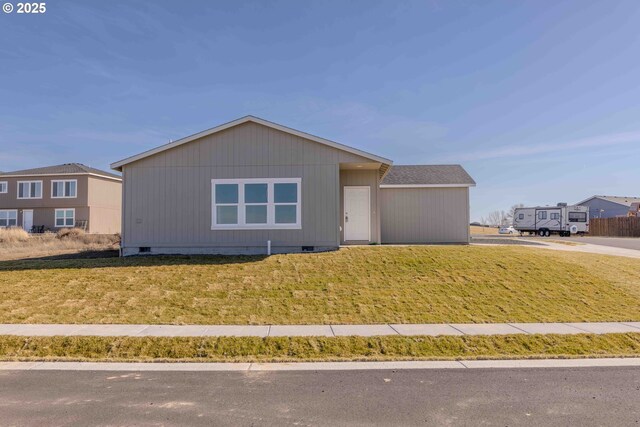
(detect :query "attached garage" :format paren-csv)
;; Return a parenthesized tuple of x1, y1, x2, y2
(380, 165, 475, 244)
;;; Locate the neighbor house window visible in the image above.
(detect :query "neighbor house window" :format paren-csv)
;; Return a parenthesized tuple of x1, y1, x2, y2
(52, 180, 77, 198)
(0, 181, 7, 194)
(568, 212, 587, 223)
(17, 181, 42, 199)
(211, 178, 301, 229)
(0, 210, 17, 228)
(537, 211, 547, 220)
(55, 208, 75, 227)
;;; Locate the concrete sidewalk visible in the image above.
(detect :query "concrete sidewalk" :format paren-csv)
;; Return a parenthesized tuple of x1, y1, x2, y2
(0, 322, 638, 337)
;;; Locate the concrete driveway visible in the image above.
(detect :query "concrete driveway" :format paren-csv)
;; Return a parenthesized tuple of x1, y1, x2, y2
(558, 236, 640, 250)
(0, 367, 638, 426)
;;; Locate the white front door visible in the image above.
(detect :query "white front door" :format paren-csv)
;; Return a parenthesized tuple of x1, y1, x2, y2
(344, 186, 370, 241)
(22, 210, 33, 231)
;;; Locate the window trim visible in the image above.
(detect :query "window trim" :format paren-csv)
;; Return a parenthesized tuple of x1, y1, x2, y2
(568, 212, 587, 223)
(17, 180, 43, 199)
(0, 209, 18, 228)
(0, 181, 7, 194)
(54, 208, 76, 228)
(211, 178, 302, 230)
(51, 179, 78, 199)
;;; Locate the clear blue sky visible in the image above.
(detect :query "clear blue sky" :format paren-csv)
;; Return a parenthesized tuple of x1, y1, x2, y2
(2, 0, 639, 221)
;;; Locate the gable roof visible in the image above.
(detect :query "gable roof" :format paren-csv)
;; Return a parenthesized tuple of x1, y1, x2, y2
(577, 195, 640, 207)
(0, 163, 121, 181)
(380, 165, 476, 187)
(111, 115, 393, 171)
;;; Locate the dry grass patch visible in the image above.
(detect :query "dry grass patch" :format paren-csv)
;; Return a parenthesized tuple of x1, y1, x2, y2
(0, 333, 639, 362)
(0, 227, 29, 243)
(0, 229, 119, 260)
(470, 225, 500, 235)
(0, 246, 639, 325)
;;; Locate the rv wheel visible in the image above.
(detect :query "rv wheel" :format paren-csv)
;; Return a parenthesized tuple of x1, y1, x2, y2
(538, 230, 545, 237)
(545, 230, 551, 237)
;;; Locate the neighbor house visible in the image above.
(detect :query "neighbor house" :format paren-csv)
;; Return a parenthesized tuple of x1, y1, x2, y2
(577, 195, 640, 219)
(0, 163, 122, 233)
(111, 116, 475, 256)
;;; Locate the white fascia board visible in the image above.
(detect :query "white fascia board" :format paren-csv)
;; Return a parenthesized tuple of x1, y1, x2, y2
(380, 184, 476, 188)
(110, 116, 393, 171)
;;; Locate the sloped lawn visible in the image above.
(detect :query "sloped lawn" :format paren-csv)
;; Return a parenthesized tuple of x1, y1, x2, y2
(0, 246, 639, 324)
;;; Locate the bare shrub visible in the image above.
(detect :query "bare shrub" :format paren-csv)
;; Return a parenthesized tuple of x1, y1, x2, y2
(0, 227, 30, 243)
(56, 228, 86, 239)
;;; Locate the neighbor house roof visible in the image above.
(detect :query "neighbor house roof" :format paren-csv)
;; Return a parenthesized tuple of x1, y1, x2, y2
(380, 165, 476, 187)
(576, 195, 640, 207)
(111, 115, 393, 171)
(0, 163, 121, 181)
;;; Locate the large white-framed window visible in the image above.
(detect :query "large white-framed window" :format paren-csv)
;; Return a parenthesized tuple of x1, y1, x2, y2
(211, 178, 302, 230)
(0, 181, 7, 194)
(51, 179, 77, 198)
(0, 210, 17, 228)
(54, 208, 75, 227)
(17, 181, 43, 199)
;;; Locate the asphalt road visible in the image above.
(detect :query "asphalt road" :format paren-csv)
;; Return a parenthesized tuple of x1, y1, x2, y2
(1, 367, 639, 426)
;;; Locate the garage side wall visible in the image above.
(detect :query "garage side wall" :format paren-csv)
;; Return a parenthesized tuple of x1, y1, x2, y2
(380, 187, 470, 244)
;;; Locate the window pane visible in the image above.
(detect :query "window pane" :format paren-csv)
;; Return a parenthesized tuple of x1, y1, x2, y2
(274, 183, 297, 203)
(215, 184, 238, 204)
(56, 218, 64, 227)
(18, 183, 24, 198)
(9, 211, 16, 220)
(68, 181, 76, 197)
(0, 219, 6, 227)
(66, 210, 74, 217)
(245, 184, 267, 203)
(53, 182, 59, 197)
(275, 205, 297, 224)
(9, 219, 16, 226)
(246, 205, 267, 224)
(216, 206, 238, 224)
(56, 210, 64, 218)
(66, 218, 74, 226)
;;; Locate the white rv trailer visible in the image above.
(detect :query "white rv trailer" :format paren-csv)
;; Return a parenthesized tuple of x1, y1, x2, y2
(513, 204, 589, 237)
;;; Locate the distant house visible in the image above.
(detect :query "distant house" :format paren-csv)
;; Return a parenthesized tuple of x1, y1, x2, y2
(0, 163, 122, 233)
(111, 116, 475, 256)
(576, 195, 640, 219)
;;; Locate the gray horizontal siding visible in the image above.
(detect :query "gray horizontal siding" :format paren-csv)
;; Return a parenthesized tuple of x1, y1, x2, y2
(380, 187, 470, 244)
(123, 122, 373, 251)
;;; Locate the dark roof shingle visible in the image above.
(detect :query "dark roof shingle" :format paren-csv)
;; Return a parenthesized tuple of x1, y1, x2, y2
(0, 163, 121, 179)
(381, 165, 475, 186)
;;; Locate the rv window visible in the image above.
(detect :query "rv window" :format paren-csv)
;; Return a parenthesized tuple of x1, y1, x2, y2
(537, 211, 547, 220)
(518, 214, 524, 220)
(569, 212, 587, 223)
(550, 213, 560, 220)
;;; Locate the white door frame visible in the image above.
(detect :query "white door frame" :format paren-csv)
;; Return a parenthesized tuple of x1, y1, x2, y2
(22, 209, 33, 231)
(343, 186, 371, 242)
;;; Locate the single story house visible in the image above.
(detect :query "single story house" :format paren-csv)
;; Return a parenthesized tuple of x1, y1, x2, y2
(0, 163, 122, 233)
(111, 116, 475, 256)
(576, 195, 640, 219)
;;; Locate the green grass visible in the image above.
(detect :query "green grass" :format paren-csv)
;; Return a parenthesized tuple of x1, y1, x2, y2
(0, 246, 639, 324)
(1, 333, 639, 362)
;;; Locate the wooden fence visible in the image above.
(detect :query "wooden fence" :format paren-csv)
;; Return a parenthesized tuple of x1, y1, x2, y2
(590, 217, 640, 237)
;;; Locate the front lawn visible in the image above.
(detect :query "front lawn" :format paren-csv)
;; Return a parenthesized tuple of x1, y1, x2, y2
(0, 246, 639, 324)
